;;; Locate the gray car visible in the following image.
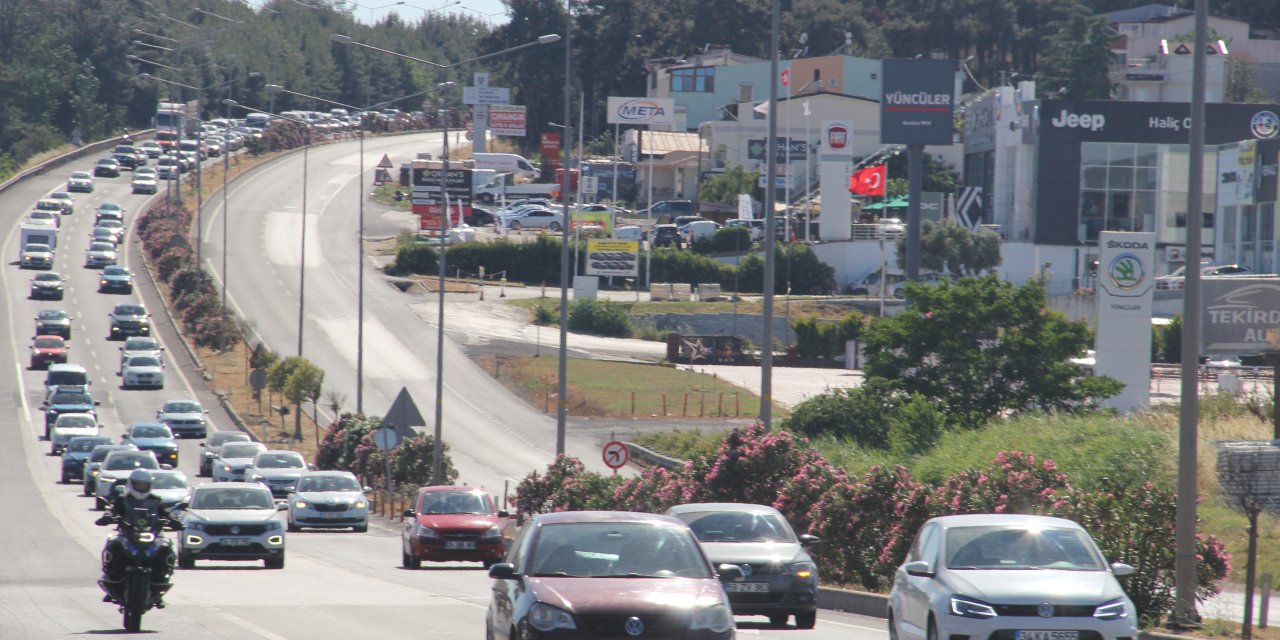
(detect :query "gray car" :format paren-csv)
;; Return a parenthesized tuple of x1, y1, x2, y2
(178, 484, 287, 569)
(212, 441, 268, 482)
(666, 502, 820, 629)
(81, 444, 137, 495)
(199, 431, 252, 477)
(94, 449, 161, 508)
(246, 450, 312, 498)
(286, 471, 371, 532)
(156, 398, 208, 438)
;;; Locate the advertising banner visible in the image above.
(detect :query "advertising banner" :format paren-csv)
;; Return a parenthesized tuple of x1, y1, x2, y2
(747, 138, 809, 162)
(607, 97, 676, 126)
(488, 105, 527, 137)
(1201, 277, 1280, 355)
(462, 86, 511, 105)
(1094, 231, 1156, 411)
(585, 239, 639, 277)
(411, 166, 473, 203)
(572, 210, 614, 233)
(540, 132, 561, 169)
(880, 59, 956, 146)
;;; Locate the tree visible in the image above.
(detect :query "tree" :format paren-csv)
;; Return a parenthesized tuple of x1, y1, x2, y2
(283, 360, 325, 441)
(1216, 444, 1280, 639)
(1036, 8, 1115, 100)
(1226, 55, 1270, 104)
(894, 220, 1003, 276)
(884, 152, 959, 196)
(862, 275, 1121, 430)
(697, 165, 759, 205)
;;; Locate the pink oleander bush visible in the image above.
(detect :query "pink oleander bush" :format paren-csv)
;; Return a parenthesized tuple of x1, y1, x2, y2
(314, 414, 456, 495)
(510, 425, 1230, 626)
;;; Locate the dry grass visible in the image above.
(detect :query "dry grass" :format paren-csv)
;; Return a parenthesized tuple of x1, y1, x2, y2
(505, 297, 864, 322)
(20, 144, 78, 172)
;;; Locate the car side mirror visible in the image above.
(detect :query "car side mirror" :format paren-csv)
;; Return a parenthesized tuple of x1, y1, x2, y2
(199, 442, 207, 448)
(277, 503, 288, 511)
(94, 401, 101, 406)
(497, 510, 509, 518)
(717, 564, 745, 582)
(1111, 562, 1135, 578)
(402, 509, 415, 518)
(362, 486, 373, 493)
(160, 464, 173, 470)
(904, 560, 934, 577)
(307, 464, 317, 471)
(488, 563, 518, 580)
(115, 372, 121, 376)
(799, 534, 821, 547)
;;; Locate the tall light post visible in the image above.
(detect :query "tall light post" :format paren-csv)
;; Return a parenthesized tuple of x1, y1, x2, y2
(557, 0, 574, 457)
(760, 0, 781, 430)
(330, 31, 562, 482)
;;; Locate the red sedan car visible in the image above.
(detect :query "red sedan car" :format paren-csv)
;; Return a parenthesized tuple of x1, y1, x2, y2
(401, 485, 507, 569)
(30, 335, 69, 369)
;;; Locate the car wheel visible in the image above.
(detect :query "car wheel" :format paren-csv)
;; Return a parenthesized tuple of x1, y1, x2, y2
(287, 521, 299, 533)
(548, 222, 561, 232)
(402, 548, 421, 569)
(60, 472, 70, 484)
(795, 610, 817, 629)
(178, 551, 195, 570)
(769, 614, 789, 627)
(508, 221, 521, 231)
(928, 618, 939, 640)
(889, 613, 900, 640)
(353, 524, 368, 533)
(265, 556, 285, 570)
(82, 483, 92, 497)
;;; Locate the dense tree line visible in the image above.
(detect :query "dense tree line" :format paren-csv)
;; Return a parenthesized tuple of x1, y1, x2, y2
(1, 0, 1277, 179)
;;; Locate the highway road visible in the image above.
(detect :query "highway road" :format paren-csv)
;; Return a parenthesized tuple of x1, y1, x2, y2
(0, 138, 892, 638)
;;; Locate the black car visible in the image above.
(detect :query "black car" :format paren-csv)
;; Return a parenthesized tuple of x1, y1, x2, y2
(94, 158, 121, 177)
(465, 206, 495, 227)
(29, 272, 66, 300)
(35, 309, 72, 339)
(652, 223, 683, 248)
(112, 152, 140, 170)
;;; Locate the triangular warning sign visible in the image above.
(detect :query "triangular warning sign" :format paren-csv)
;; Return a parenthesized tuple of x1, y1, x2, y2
(1206, 44, 1220, 54)
(382, 387, 426, 439)
(1174, 43, 1191, 55)
(377, 154, 394, 169)
(374, 168, 392, 186)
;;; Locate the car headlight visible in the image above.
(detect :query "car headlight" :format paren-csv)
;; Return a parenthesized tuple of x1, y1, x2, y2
(264, 520, 284, 532)
(221, 465, 232, 472)
(418, 525, 440, 539)
(788, 561, 817, 579)
(186, 521, 204, 532)
(354, 500, 366, 509)
(527, 603, 576, 632)
(294, 501, 308, 509)
(478, 525, 501, 542)
(1094, 598, 1129, 620)
(690, 603, 734, 633)
(950, 595, 997, 619)
(100, 280, 107, 286)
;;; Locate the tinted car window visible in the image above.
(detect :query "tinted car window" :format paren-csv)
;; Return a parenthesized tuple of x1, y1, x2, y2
(528, 522, 709, 579)
(221, 443, 264, 458)
(104, 454, 158, 470)
(256, 453, 305, 469)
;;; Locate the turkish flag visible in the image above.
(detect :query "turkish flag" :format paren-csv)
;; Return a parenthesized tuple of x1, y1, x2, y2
(850, 165, 886, 196)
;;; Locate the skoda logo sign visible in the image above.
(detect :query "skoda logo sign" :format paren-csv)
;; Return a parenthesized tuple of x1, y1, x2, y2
(1253, 111, 1279, 139)
(624, 616, 645, 636)
(1038, 603, 1054, 618)
(1109, 253, 1145, 291)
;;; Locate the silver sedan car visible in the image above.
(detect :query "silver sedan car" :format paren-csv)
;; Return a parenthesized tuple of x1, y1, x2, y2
(285, 471, 371, 532)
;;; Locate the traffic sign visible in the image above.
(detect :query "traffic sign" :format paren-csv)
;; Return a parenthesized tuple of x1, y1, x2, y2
(382, 387, 426, 439)
(781, 69, 790, 87)
(602, 441, 629, 469)
(373, 428, 400, 451)
(377, 154, 394, 169)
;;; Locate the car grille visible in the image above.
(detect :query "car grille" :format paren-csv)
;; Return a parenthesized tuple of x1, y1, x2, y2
(312, 502, 352, 513)
(579, 614, 685, 637)
(990, 632, 1104, 640)
(739, 563, 779, 576)
(114, 320, 142, 329)
(205, 523, 267, 535)
(991, 604, 1100, 617)
(728, 592, 787, 605)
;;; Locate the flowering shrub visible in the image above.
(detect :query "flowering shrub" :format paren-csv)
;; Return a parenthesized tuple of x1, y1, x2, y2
(315, 413, 456, 494)
(511, 456, 620, 520)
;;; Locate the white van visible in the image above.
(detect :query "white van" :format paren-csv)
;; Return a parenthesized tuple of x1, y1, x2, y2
(44, 363, 90, 399)
(472, 153, 538, 180)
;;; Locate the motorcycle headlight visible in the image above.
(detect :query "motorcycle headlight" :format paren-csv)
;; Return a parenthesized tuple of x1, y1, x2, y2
(1094, 598, 1129, 620)
(690, 603, 734, 633)
(527, 603, 576, 632)
(788, 561, 817, 579)
(950, 595, 997, 619)
(479, 525, 501, 542)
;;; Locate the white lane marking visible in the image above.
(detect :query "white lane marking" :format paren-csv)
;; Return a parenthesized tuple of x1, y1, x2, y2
(818, 618, 890, 632)
(219, 612, 294, 640)
(14, 361, 29, 417)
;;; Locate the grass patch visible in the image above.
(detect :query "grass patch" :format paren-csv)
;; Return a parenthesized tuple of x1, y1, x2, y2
(21, 144, 78, 172)
(477, 355, 770, 419)
(373, 182, 412, 210)
(504, 297, 862, 321)
(632, 428, 726, 460)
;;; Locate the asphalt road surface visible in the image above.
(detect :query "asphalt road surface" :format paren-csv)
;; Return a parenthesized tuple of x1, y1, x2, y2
(0, 139, 893, 638)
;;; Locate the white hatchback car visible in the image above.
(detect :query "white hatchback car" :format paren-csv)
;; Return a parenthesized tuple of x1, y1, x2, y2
(889, 514, 1137, 640)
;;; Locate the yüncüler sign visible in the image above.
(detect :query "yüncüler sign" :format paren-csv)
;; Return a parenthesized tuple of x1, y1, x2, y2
(880, 58, 956, 146)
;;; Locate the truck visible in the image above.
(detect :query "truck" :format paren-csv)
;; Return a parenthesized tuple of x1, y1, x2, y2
(152, 100, 200, 149)
(474, 173, 558, 204)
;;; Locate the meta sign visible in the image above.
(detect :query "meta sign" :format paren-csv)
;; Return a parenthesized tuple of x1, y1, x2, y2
(607, 97, 675, 126)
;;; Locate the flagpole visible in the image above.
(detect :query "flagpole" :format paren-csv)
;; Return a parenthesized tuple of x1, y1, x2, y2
(805, 101, 811, 242)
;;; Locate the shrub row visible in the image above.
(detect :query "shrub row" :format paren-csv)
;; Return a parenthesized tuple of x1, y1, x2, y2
(136, 201, 239, 349)
(313, 413, 457, 495)
(512, 423, 1229, 626)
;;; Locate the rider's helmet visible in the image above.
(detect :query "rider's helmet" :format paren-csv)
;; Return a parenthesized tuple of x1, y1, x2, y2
(127, 469, 153, 500)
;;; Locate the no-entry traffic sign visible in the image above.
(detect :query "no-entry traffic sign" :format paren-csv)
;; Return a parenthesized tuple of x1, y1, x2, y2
(602, 441, 629, 469)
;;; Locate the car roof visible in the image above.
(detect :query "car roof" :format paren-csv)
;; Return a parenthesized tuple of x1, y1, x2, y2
(307, 470, 358, 479)
(666, 502, 785, 516)
(531, 511, 688, 527)
(130, 421, 169, 430)
(194, 483, 270, 494)
(417, 484, 487, 494)
(926, 513, 1084, 530)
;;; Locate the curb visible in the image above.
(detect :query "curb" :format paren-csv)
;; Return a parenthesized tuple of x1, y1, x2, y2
(0, 130, 156, 196)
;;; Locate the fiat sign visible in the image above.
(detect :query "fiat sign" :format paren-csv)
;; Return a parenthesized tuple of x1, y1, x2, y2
(827, 124, 849, 149)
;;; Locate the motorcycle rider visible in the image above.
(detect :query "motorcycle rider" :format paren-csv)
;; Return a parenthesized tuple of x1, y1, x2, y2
(95, 469, 181, 606)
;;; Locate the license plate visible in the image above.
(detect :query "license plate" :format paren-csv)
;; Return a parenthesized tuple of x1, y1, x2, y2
(322, 512, 341, 518)
(222, 538, 251, 546)
(724, 582, 770, 593)
(444, 541, 475, 550)
(1018, 631, 1078, 640)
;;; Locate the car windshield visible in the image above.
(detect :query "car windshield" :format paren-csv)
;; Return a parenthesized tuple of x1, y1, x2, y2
(69, 438, 110, 452)
(191, 488, 274, 510)
(97, 220, 122, 229)
(127, 356, 161, 368)
(151, 474, 187, 490)
(51, 392, 92, 405)
(33, 338, 64, 348)
(71, 172, 91, 179)
(104, 266, 130, 277)
(115, 305, 145, 315)
(90, 447, 126, 461)
(221, 443, 265, 459)
(38, 310, 68, 321)
(99, 203, 121, 211)
(298, 476, 361, 492)
(90, 242, 115, 252)
(26, 244, 50, 252)
(56, 415, 95, 428)
(256, 453, 305, 469)
(131, 425, 171, 439)
(417, 491, 491, 514)
(210, 433, 249, 447)
(164, 401, 200, 413)
(34, 273, 61, 282)
(677, 510, 797, 543)
(528, 522, 710, 579)
(104, 454, 157, 471)
(945, 525, 1106, 571)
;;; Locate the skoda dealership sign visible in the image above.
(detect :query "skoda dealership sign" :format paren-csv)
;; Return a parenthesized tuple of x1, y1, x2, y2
(1095, 232, 1156, 412)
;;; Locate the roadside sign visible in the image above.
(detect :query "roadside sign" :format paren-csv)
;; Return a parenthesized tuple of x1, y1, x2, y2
(377, 154, 393, 169)
(373, 428, 399, 451)
(463, 86, 511, 105)
(374, 168, 392, 186)
(586, 239, 638, 277)
(603, 441, 629, 469)
(382, 387, 426, 439)
(488, 104, 527, 137)
(781, 69, 790, 87)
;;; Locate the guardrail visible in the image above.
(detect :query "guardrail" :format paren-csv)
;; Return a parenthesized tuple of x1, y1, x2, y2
(0, 130, 156, 197)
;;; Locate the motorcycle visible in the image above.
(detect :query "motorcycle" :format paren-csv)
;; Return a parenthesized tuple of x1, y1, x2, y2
(96, 502, 182, 632)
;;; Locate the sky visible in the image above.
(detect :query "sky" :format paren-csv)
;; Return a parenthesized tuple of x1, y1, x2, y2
(342, 0, 511, 26)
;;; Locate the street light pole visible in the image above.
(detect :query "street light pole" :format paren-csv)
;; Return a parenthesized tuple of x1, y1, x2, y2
(556, 0, 573, 457)
(760, 0, 780, 430)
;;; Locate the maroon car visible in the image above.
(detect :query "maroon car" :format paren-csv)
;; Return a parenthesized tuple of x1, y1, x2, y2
(401, 485, 507, 569)
(30, 335, 69, 369)
(486, 511, 742, 640)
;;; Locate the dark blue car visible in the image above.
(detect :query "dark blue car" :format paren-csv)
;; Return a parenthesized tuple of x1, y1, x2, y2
(60, 435, 113, 484)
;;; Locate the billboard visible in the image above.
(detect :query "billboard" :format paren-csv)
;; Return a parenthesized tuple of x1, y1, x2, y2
(880, 59, 956, 146)
(1201, 277, 1280, 355)
(488, 105, 527, 137)
(462, 86, 510, 105)
(585, 239, 639, 277)
(747, 138, 809, 162)
(607, 97, 675, 126)
(1094, 231, 1156, 411)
